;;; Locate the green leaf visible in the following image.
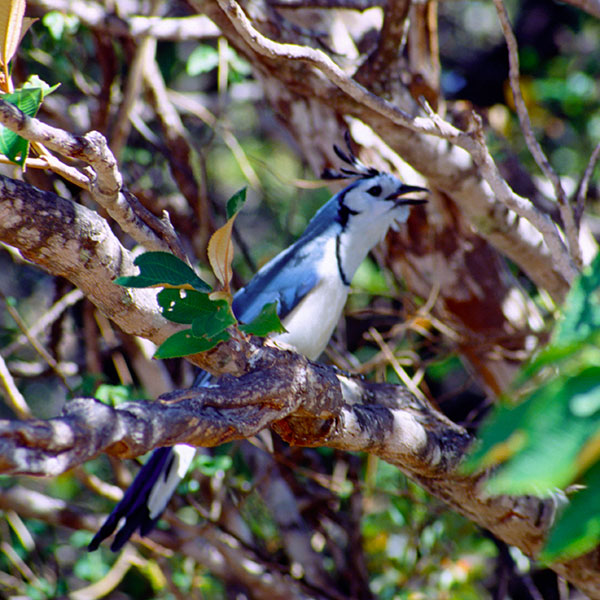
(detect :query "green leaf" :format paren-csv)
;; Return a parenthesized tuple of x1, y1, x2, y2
(154, 329, 229, 359)
(541, 461, 600, 561)
(193, 454, 233, 477)
(226, 187, 247, 220)
(474, 368, 600, 495)
(94, 384, 133, 406)
(157, 288, 219, 324)
(186, 44, 219, 76)
(554, 252, 600, 345)
(0, 87, 43, 165)
(73, 552, 110, 581)
(116, 252, 210, 292)
(191, 303, 236, 338)
(22, 74, 60, 98)
(41, 10, 79, 40)
(239, 302, 287, 337)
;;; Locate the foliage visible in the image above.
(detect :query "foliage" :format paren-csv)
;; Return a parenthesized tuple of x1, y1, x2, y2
(467, 253, 600, 561)
(117, 189, 285, 359)
(0, 0, 599, 599)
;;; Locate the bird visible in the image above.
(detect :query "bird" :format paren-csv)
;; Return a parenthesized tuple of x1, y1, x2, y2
(89, 138, 428, 551)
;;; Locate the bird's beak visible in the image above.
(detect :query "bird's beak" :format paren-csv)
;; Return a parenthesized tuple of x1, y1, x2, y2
(386, 184, 429, 206)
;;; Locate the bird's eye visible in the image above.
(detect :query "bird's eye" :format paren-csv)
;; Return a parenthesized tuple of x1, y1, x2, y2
(367, 185, 382, 196)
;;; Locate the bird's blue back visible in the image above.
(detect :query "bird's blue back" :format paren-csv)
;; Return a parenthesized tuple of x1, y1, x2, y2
(232, 190, 344, 323)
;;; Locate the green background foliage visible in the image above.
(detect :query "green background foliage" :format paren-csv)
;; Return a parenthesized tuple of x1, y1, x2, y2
(0, 0, 599, 598)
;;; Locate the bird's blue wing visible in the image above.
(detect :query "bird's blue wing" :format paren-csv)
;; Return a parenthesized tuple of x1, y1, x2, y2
(232, 239, 322, 323)
(89, 231, 327, 551)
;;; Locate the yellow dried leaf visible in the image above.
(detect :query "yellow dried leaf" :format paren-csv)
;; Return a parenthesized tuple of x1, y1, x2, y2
(209, 290, 232, 302)
(207, 214, 236, 293)
(0, 0, 26, 67)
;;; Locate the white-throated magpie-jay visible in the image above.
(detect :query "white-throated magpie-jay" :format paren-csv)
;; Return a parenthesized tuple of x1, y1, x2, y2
(89, 140, 427, 551)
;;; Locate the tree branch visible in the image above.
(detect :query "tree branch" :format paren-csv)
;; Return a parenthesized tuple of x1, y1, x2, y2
(0, 174, 176, 344)
(198, 0, 576, 302)
(0, 99, 186, 259)
(29, 0, 221, 40)
(493, 0, 582, 269)
(1, 337, 599, 595)
(0, 486, 318, 600)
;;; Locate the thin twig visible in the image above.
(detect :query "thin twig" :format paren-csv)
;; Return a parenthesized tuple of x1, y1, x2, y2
(367, 326, 425, 400)
(29, 0, 221, 39)
(421, 100, 577, 286)
(110, 0, 162, 159)
(575, 142, 600, 224)
(0, 99, 186, 257)
(168, 90, 260, 188)
(0, 154, 90, 188)
(0, 354, 31, 419)
(493, 0, 582, 269)
(70, 546, 142, 600)
(2, 288, 84, 356)
(1, 291, 72, 390)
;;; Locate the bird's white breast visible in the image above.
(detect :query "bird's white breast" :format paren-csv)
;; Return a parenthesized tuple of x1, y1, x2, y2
(274, 237, 348, 360)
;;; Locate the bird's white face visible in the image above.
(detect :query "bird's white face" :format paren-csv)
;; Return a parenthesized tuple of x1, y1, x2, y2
(335, 173, 427, 280)
(340, 173, 426, 236)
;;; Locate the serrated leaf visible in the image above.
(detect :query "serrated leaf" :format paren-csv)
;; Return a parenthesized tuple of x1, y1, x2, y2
(239, 301, 287, 337)
(0, 0, 25, 67)
(154, 329, 230, 359)
(0, 87, 43, 165)
(116, 252, 210, 292)
(157, 288, 219, 324)
(541, 461, 600, 561)
(226, 187, 246, 219)
(555, 252, 600, 345)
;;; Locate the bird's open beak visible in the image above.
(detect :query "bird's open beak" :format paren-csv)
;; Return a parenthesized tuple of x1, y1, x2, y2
(387, 184, 429, 206)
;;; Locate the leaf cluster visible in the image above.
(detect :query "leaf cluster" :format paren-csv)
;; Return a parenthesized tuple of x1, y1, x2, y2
(468, 253, 600, 561)
(117, 189, 285, 359)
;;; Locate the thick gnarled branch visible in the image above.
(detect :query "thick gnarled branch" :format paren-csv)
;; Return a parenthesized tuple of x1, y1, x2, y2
(1, 337, 599, 596)
(0, 340, 468, 475)
(0, 99, 186, 259)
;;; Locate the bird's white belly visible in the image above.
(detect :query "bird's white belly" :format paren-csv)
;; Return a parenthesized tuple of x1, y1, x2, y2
(275, 277, 348, 360)
(274, 239, 349, 360)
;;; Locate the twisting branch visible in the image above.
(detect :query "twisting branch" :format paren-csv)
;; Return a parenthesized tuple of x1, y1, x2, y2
(0, 354, 31, 420)
(493, 0, 582, 269)
(0, 99, 186, 259)
(29, 0, 221, 40)
(0, 487, 316, 600)
(204, 0, 576, 298)
(1, 289, 84, 356)
(0, 174, 176, 344)
(354, 0, 410, 91)
(1, 336, 599, 596)
(0, 338, 468, 475)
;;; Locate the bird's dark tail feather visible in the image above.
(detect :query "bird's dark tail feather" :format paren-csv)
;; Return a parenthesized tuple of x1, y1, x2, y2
(88, 446, 174, 551)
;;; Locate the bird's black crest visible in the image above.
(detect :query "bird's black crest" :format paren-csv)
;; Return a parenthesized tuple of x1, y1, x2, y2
(321, 131, 381, 181)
